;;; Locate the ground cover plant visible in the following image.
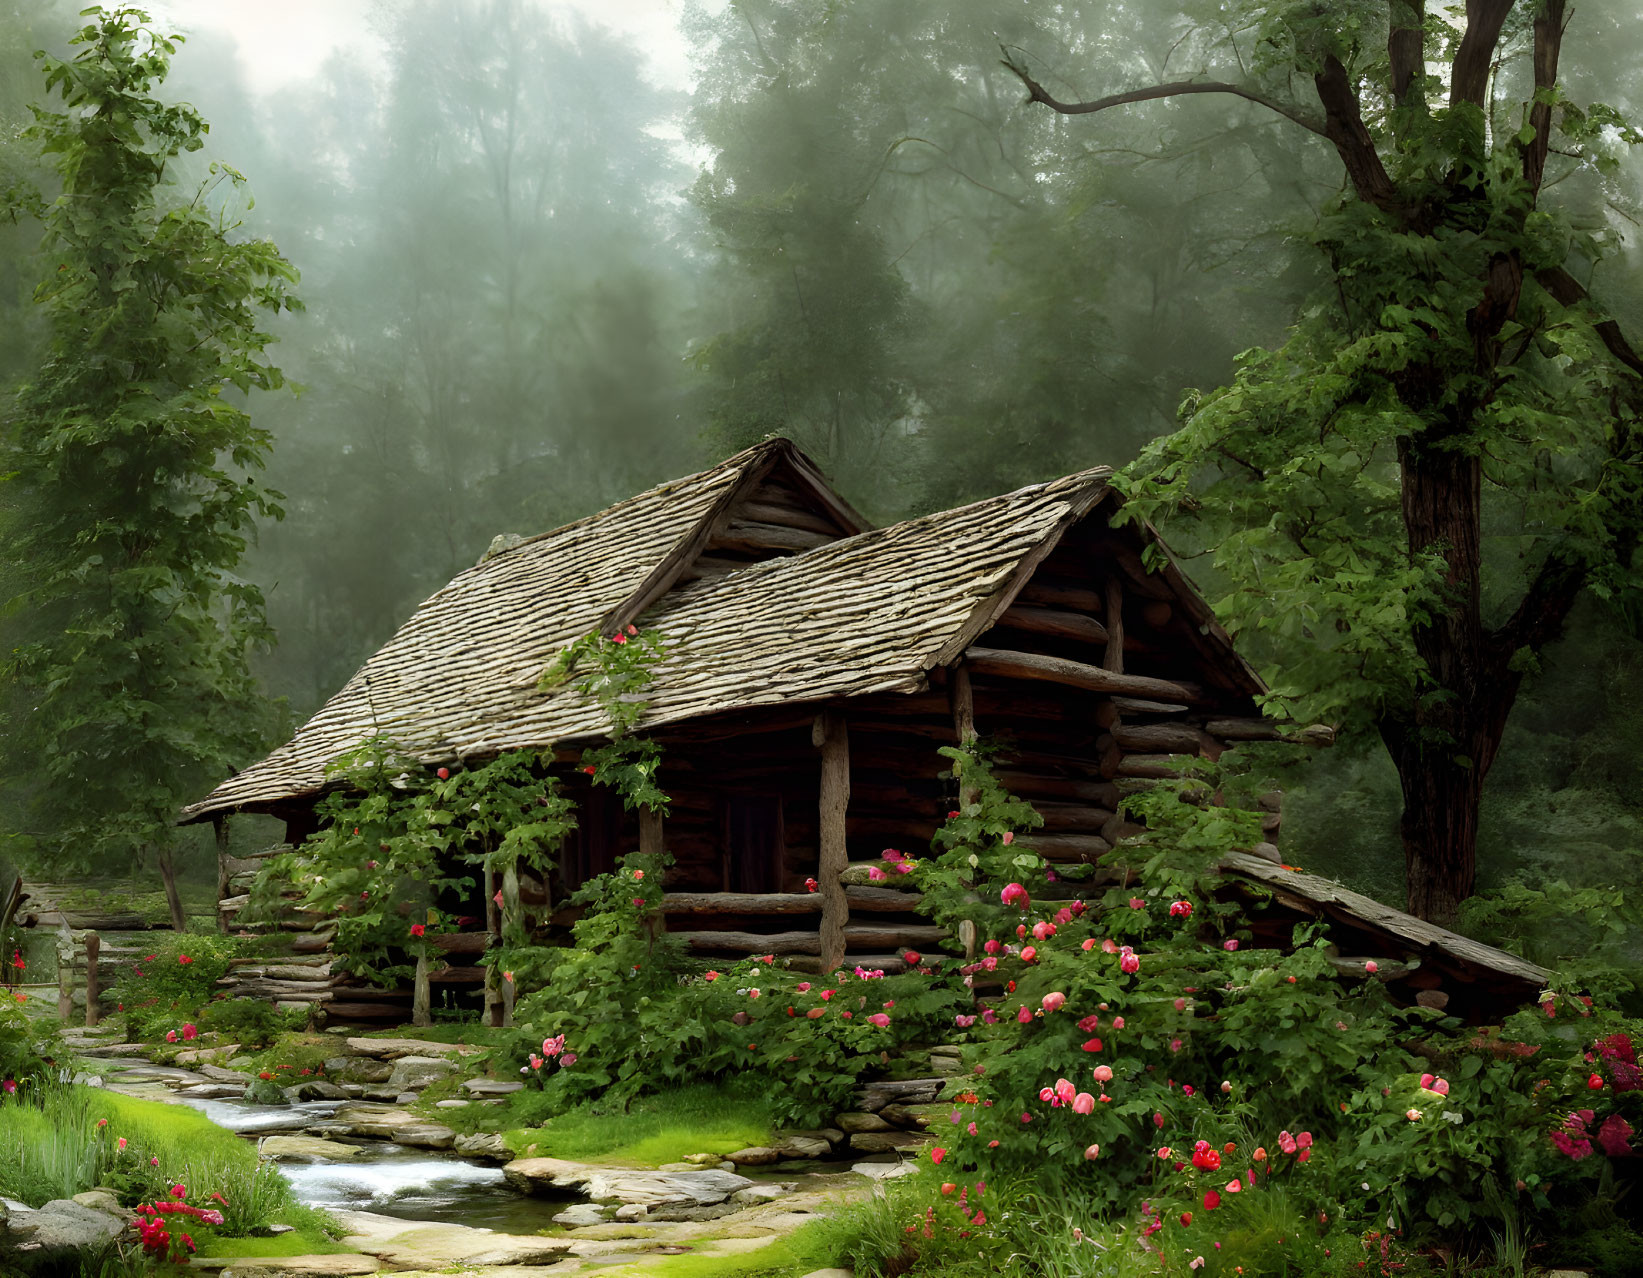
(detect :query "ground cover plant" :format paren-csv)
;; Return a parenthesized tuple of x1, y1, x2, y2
(0, 1082, 334, 1249)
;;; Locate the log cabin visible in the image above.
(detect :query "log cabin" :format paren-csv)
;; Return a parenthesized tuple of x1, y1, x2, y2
(181, 438, 1547, 1024)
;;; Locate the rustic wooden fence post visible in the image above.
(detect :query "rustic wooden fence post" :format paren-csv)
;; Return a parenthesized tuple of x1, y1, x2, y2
(813, 710, 850, 974)
(412, 953, 431, 1027)
(83, 931, 100, 1027)
(55, 928, 73, 1024)
(213, 816, 232, 935)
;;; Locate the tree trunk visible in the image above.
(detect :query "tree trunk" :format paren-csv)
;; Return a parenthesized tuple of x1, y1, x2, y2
(412, 953, 431, 1027)
(156, 846, 188, 933)
(1386, 728, 1485, 927)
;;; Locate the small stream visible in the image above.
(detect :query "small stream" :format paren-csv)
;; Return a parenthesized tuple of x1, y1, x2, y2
(176, 1095, 560, 1233)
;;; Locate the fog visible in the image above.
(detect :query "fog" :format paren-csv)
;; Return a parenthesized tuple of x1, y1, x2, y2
(3, 0, 1642, 907)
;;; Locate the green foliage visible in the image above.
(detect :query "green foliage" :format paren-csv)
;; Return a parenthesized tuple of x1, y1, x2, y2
(106, 932, 239, 1041)
(0, 6, 298, 876)
(249, 740, 569, 984)
(0, 1083, 319, 1240)
(567, 624, 669, 813)
(511, 853, 966, 1124)
(192, 997, 285, 1048)
(0, 994, 63, 1090)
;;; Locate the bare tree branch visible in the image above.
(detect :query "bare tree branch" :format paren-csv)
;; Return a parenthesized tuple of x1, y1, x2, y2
(1537, 265, 1643, 378)
(1450, 0, 1517, 108)
(1312, 55, 1401, 213)
(1520, 0, 1567, 197)
(1388, 0, 1426, 107)
(998, 51, 1328, 138)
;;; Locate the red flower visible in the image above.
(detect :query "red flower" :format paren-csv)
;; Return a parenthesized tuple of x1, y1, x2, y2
(178, 955, 193, 965)
(258, 1072, 273, 1081)
(410, 923, 426, 938)
(804, 877, 819, 893)
(437, 767, 450, 780)
(1203, 1190, 1221, 1210)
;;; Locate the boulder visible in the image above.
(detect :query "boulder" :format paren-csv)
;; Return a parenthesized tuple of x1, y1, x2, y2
(70, 1191, 128, 1219)
(178, 1083, 247, 1100)
(386, 1055, 458, 1092)
(289, 1080, 349, 1101)
(551, 1203, 609, 1227)
(732, 1184, 793, 1206)
(453, 1132, 511, 1161)
(434, 1098, 470, 1109)
(777, 1127, 844, 1146)
(189, 1258, 382, 1276)
(854, 1078, 942, 1111)
(4, 1199, 125, 1251)
(726, 1147, 779, 1166)
(774, 1136, 832, 1159)
(305, 1104, 456, 1149)
(243, 1077, 291, 1106)
(260, 1136, 366, 1162)
(198, 1063, 248, 1083)
(848, 1131, 925, 1153)
(331, 1208, 569, 1269)
(502, 1157, 753, 1211)
(879, 1102, 951, 1130)
(459, 1078, 523, 1096)
(328, 1057, 393, 1084)
(613, 1203, 649, 1222)
(838, 1111, 892, 1133)
(341, 1037, 484, 1060)
(851, 1160, 917, 1180)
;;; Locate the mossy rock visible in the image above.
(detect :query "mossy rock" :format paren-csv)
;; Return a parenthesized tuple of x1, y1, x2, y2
(243, 1076, 291, 1106)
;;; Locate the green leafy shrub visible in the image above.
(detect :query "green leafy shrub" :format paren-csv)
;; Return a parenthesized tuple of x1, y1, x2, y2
(508, 849, 967, 1124)
(892, 747, 1643, 1257)
(193, 997, 286, 1047)
(107, 933, 240, 1042)
(0, 995, 63, 1091)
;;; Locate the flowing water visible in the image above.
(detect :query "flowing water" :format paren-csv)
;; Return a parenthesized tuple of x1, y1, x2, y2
(177, 1096, 561, 1232)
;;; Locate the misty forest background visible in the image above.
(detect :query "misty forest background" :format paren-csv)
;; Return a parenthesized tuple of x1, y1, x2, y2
(1, 0, 1641, 958)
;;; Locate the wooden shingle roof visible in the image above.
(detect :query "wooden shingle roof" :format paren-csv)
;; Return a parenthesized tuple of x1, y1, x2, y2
(185, 444, 1244, 821)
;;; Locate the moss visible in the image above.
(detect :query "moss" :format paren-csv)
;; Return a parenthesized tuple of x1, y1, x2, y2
(594, 1236, 800, 1278)
(193, 1228, 352, 1258)
(499, 1083, 776, 1167)
(355, 1023, 515, 1046)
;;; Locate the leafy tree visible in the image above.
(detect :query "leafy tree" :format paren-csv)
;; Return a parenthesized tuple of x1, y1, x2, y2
(0, 7, 298, 923)
(1006, 1, 1643, 921)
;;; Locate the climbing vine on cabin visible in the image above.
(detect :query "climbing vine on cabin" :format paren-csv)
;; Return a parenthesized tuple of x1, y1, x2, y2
(543, 623, 670, 813)
(249, 739, 571, 985)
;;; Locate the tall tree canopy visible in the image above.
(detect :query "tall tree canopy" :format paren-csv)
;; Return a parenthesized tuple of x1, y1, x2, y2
(1005, 1, 1643, 921)
(0, 7, 297, 914)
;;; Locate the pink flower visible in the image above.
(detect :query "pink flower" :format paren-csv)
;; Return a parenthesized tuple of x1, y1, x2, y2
(1021, 946, 1038, 964)
(1598, 1114, 1634, 1157)
(1406, 1109, 1422, 1121)
(117, 1138, 127, 1149)
(867, 867, 886, 881)
(1297, 1131, 1312, 1149)
(542, 1035, 565, 1057)
(493, 889, 505, 907)
(165, 1030, 177, 1043)
(903, 950, 921, 966)
(1419, 1072, 1435, 1089)
(1225, 1179, 1242, 1194)
(1081, 1038, 1103, 1052)
(1128, 898, 1146, 910)
(1365, 960, 1378, 973)
(1054, 1077, 1076, 1103)
(1112, 1016, 1125, 1029)
(1120, 952, 1140, 974)
(1041, 991, 1065, 1013)
(820, 989, 834, 1001)
(1072, 1092, 1095, 1114)
(1222, 939, 1238, 952)
(881, 849, 904, 863)
(931, 1147, 947, 1164)
(181, 1024, 197, 1041)
(1081, 938, 1096, 951)
(1093, 1065, 1113, 1083)
(1032, 921, 1055, 941)
(1001, 832, 1014, 845)
(503, 971, 514, 983)
(1084, 1143, 1100, 1160)
(561, 1053, 577, 1066)
(1433, 1079, 1450, 1096)
(955, 1014, 976, 1028)
(1000, 883, 1030, 910)
(705, 970, 719, 981)
(1203, 1190, 1221, 1210)
(867, 1013, 891, 1027)
(1169, 900, 1193, 918)
(1017, 1006, 1033, 1024)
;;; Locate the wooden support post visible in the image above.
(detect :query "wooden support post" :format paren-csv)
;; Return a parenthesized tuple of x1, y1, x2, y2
(83, 931, 100, 1027)
(412, 953, 431, 1028)
(813, 710, 851, 974)
(949, 661, 978, 808)
(213, 816, 232, 935)
(1103, 577, 1125, 674)
(483, 867, 504, 1029)
(156, 846, 187, 933)
(639, 807, 666, 948)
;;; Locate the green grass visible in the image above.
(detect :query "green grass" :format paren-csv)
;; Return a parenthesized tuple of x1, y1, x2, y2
(194, 1227, 351, 1258)
(596, 1236, 805, 1278)
(505, 1081, 777, 1167)
(0, 1084, 336, 1244)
